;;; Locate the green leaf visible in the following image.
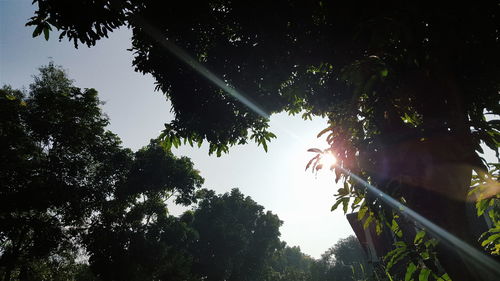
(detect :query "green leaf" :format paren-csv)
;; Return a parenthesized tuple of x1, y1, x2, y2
(163, 137, 172, 150)
(342, 197, 349, 214)
(317, 126, 332, 138)
(394, 241, 407, 248)
(438, 273, 451, 281)
(385, 247, 407, 270)
(208, 144, 216, 155)
(375, 220, 382, 234)
(414, 230, 426, 244)
(262, 139, 268, 152)
(363, 214, 373, 229)
(353, 195, 362, 205)
(331, 199, 344, 211)
(404, 262, 417, 281)
(477, 199, 489, 216)
(418, 268, 431, 281)
(43, 26, 50, 40)
(32, 25, 43, 37)
(481, 233, 500, 247)
(337, 186, 349, 196)
(390, 219, 403, 238)
(424, 239, 438, 248)
(358, 205, 368, 220)
(381, 68, 389, 77)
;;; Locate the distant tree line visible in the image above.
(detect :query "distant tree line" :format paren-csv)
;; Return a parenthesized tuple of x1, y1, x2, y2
(0, 64, 377, 281)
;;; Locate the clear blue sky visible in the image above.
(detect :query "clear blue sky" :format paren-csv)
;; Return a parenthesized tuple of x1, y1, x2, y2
(0, 0, 355, 258)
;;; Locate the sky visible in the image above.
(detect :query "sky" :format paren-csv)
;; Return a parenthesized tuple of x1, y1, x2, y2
(0, 0, 354, 258)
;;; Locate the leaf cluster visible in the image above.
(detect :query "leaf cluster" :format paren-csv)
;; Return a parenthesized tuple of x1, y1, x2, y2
(469, 163, 500, 256)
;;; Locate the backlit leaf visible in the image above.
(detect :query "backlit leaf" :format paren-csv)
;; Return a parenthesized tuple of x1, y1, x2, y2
(404, 262, 417, 281)
(418, 268, 431, 281)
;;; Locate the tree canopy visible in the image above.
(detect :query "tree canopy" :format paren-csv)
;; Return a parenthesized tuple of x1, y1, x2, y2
(25, 1, 500, 280)
(0, 63, 203, 280)
(28, 0, 499, 157)
(190, 188, 282, 281)
(310, 236, 375, 281)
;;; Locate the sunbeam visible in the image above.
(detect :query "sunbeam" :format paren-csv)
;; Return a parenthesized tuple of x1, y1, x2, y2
(337, 165, 500, 278)
(134, 16, 500, 278)
(133, 16, 270, 120)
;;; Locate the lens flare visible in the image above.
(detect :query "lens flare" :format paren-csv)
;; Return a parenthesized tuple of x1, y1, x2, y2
(336, 166, 500, 277)
(133, 16, 269, 120)
(320, 152, 337, 169)
(134, 16, 500, 278)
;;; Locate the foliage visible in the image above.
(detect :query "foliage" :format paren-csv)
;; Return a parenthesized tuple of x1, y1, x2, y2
(189, 188, 283, 281)
(266, 244, 313, 281)
(469, 163, 500, 256)
(383, 230, 450, 281)
(27, 0, 500, 157)
(82, 140, 204, 281)
(0, 64, 203, 280)
(0, 63, 120, 280)
(309, 236, 376, 281)
(379, 161, 500, 281)
(27, 1, 500, 279)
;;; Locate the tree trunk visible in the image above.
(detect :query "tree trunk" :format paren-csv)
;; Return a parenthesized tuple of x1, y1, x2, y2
(380, 134, 485, 281)
(406, 159, 477, 281)
(372, 66, 494, 280)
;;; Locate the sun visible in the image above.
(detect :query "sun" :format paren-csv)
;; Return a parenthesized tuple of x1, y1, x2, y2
(320, 152, 337, 169)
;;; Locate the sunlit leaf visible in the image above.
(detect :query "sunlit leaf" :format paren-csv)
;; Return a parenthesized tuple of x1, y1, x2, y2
(363, 214, 373, 229)
(375, 220, 382, 234)
(438, 273, 451, 281)
(418, 268, 431, 281)
(358, 205, 368, 220)
(404, 262, 417, 281)
(414, 230, 426, 244)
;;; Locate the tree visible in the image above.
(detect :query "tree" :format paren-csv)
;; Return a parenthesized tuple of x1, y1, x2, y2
(0, 64, 125, 280)
(310, 236, 374, 281)
(324, 236, 372, 281)
(83, 141, 204, 281)
(28, 1, 500, 280)
(267, 244, 313, 281)
(0, 64, 204, 280)
(189, 189, 282, 281)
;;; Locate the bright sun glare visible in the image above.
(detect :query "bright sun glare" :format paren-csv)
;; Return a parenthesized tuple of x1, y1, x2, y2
(320, 152, 337, 169)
